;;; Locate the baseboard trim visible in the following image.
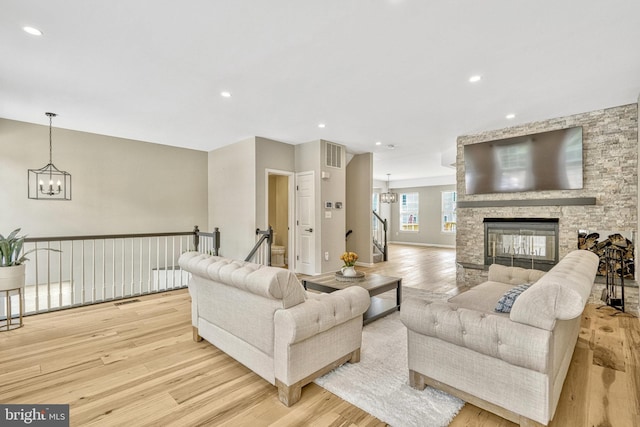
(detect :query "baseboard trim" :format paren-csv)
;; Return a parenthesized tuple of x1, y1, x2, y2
(355, 261, 375, 267)
(389, 241, 456, 249)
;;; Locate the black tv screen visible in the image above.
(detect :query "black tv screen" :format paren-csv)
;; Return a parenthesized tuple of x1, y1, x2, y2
(464, 127, 583, 195)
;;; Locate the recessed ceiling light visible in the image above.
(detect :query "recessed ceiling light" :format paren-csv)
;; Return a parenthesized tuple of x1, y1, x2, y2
(23, 26, 43, 36)
(220, 91, 231, 98)
(375, 141, 382, 146)
(318, 123, 326, 128)
(506, 113, 516, 119)
(469, 75, 482, 83)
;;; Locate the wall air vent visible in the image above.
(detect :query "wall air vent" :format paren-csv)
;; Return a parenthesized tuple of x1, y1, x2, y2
(325, 142, 342, 169)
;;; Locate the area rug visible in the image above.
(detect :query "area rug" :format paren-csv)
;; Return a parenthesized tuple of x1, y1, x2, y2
(314, 289, 464, 427)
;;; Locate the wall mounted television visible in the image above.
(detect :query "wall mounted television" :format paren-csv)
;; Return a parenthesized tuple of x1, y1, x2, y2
(464, 126, 583, 195)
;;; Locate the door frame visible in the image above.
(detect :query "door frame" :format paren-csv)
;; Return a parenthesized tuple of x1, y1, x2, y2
(264, 169, 295, 270)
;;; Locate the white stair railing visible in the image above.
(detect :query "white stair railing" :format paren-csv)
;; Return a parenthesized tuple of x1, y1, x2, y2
(8, 227, 219, 316)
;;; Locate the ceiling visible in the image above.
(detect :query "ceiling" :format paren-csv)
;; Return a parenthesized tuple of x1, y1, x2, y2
(2, 1, 639, 183)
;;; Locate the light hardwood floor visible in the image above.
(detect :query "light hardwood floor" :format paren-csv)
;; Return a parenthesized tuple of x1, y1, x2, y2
(0, 245, 638, 426)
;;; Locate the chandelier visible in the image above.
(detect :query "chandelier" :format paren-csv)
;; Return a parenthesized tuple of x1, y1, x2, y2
(381, 174, 397, 203)
(28, 112, 72, 200)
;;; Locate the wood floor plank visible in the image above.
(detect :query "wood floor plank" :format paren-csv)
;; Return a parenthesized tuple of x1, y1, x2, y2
(83, 391, 179, 427)
(548, 342, 590, 426)
(620, 314, 640, 421)
(587, 364, 635, 427)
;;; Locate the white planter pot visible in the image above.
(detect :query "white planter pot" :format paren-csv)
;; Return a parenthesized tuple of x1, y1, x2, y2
(0, 264, 26, 291)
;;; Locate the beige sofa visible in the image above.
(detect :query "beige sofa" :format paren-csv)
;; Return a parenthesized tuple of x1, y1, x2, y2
(178, 252, 370, 406)
(401, 250, 599, 426)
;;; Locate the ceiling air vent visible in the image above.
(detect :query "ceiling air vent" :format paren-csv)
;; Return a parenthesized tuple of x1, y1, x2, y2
(325, 142, 342, 169)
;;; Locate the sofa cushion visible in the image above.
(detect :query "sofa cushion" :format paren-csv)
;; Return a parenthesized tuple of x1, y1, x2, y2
(494, 283, 533, 313)
(510, 250, 599, 330)
(488, 264, 546, 285)
(448, 281, 512, 316)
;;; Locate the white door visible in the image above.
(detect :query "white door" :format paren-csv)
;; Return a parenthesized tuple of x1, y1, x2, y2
(296, 171, 315, 275)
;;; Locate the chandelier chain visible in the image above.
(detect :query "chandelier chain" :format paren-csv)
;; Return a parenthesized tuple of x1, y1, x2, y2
(46, 112, 56, 165)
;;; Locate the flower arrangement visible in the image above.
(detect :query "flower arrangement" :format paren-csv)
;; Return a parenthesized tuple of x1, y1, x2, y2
(340, 251, 358, 267)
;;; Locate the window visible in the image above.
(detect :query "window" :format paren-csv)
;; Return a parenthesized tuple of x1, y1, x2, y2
(399, 193, 419, 231)
(442, 191, 457, 233)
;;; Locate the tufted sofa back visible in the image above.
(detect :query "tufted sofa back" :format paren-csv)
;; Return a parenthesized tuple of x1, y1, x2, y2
(178, 252, 306, 308)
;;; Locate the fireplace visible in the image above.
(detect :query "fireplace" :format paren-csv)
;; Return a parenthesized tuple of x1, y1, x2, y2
(484, 218, 559, 271)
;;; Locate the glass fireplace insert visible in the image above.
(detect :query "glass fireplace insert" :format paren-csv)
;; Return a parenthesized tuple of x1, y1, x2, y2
(484, 218, 559, 271)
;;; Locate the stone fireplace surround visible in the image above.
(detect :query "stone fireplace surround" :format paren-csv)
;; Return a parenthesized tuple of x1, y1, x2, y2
(455, 103, 639, 313)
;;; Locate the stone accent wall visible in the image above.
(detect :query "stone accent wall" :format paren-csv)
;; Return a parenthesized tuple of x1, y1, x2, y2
(456, 103, 638, 289)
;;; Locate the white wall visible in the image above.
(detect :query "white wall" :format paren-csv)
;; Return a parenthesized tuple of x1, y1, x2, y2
(207, 137, 256, 260)
(346, 153, 373, 263)
(256, 137, 295, 229)
(209, 136, 296, 261)
(320, 141, 347, 272)
(0, 118, 208, 237)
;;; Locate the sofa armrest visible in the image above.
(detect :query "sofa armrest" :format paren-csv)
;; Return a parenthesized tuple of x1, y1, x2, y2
(400, 297, 552, 373)
(510, 250, 599, 330)
(274, 286, 370, 344)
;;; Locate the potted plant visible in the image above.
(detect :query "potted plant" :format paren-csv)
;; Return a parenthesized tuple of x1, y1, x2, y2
(0, 228, 59, 291)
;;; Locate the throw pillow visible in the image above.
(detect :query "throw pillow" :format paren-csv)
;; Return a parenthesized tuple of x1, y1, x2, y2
(495, 283, 533, 313)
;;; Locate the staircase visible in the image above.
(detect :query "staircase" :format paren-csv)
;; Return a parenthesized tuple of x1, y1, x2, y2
(373, 244, 384, 263)
(372, 210, 388, 263)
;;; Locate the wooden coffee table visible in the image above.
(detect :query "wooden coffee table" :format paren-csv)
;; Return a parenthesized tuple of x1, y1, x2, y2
(302, 272, 402, 324)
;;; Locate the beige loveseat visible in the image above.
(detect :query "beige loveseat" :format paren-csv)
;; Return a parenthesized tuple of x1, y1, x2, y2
(178, 252, 370, 406)
(401, 250, 599, 426)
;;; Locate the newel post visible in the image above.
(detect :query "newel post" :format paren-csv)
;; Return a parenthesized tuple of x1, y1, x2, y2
(193, 225, 200, 252)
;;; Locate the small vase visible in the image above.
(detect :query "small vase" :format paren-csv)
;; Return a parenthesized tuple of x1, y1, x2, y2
(341, 266, 357, 277)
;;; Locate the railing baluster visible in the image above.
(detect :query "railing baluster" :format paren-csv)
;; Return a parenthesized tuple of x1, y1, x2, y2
(102, 240, 106, 301)
(164, 237, 169, 290)
(121, 239, 125, 298)
(139, 238, 143, 296)
(156, 237, 160, 291)
(171, 237, 175, 289)
(130, 239, 134, 296)
(58, 241, 62, 309)
(148, 238, 152, 293)
(34, 243, 39, 312)
(179, 237, 184, 287)
(47, 242, 51, 310)
(70, 242, 75, 306)
(81, 240, 85, 305)
(92, 241, 96, 303)
(20, 229, 200, 315)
